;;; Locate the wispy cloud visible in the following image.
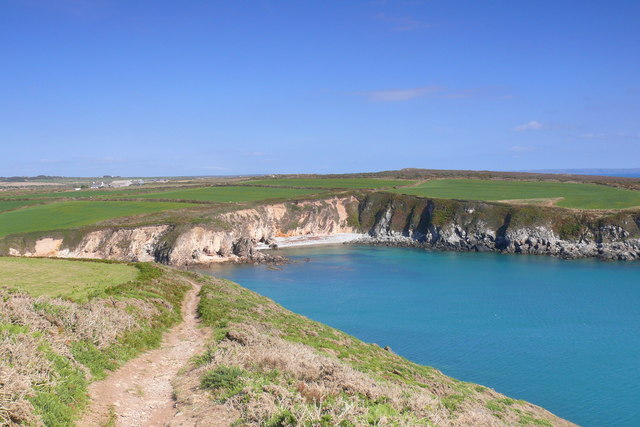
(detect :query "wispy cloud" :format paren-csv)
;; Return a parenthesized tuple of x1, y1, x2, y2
(513, 121, 543, 131)
(356, 85, 443, 102)
(353, 85, 513, 102)
(581, 132, 640, 140)
(375, 13, 432, 31)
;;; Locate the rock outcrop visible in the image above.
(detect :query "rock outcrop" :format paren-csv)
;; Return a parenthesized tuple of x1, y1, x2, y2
(357, 193, 640, 261)
(5, 193, 640, 264)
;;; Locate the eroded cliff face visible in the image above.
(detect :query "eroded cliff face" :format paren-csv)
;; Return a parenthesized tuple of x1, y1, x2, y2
(9, 226, 170, 262)
(7, 197, 359, 265)
(5, 193, 640, 264)
(357, 193, 640, 261)
(168, 197, 358, 264)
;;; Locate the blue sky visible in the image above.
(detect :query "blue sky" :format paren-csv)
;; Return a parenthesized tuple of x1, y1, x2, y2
(1, 0, 639, 176)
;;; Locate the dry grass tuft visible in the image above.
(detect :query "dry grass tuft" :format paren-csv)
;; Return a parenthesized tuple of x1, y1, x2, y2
(0, 262, 189, 425)
(0, 289, 157, 349)
(0, 330, 51, 425)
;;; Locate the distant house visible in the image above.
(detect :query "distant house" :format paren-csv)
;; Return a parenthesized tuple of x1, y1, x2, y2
(90, 181, 106, 189)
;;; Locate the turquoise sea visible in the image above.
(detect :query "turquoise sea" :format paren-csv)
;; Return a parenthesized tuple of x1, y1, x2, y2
(196, 245, 640, 426)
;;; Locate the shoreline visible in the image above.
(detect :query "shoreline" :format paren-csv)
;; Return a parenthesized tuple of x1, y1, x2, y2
(255, 232, 366, 249)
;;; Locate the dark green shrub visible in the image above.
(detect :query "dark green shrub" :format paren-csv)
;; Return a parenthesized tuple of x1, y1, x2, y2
(200, 365, 245, 390)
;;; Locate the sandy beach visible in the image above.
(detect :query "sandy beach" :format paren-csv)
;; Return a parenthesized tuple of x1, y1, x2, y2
(256, 233, 365, 249)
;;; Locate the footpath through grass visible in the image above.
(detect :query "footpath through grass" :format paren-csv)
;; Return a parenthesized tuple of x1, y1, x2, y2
(126, 185, 325, 202)
(0, 201, 195, 237)
(244, 177, 416, 188)
(393, 179, 640, 209)
(0, 260, 190, 426)
(0, 257, 138, 300)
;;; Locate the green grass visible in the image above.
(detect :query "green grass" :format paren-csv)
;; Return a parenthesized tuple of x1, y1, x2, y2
(0, 199, 41, 212)
(0, 201, 195, 237)
(244, 178, 416, 189)
(393, 179, 640, 209)
(127, 185, 325, 202)
(0, 257, 138, 300)
(2, 187, 157, 200)
(1, 261, 190, 425)
(197, 277, 440, 388)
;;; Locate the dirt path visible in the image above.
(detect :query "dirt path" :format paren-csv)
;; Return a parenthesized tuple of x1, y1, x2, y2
(79, 280, 210, 427)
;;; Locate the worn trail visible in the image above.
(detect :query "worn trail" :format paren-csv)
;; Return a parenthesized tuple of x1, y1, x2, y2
(79, 279, 210, 426)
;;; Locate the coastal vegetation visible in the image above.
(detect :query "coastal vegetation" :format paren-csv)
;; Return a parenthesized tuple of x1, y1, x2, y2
(170, 274, 571, 426)
(0, 258, 190, 425)
(0, 257, 138, 300)
(0, 257, 573, 425)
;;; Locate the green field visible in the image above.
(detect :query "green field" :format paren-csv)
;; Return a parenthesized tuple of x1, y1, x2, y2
(127, 185, 325, 202)
(0, 201, 194, 237)
(0, 257, 138, 300)
(0, 199, 41, 212)
(2, 187, 155, 200)
(393, 179, 640, 209)
(244, 178, 416, 188)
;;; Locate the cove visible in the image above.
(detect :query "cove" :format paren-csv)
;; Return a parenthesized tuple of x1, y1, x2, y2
(194, 245, 640, 426)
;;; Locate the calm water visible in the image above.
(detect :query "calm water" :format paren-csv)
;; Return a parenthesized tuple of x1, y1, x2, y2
(195, 246, 640, 426)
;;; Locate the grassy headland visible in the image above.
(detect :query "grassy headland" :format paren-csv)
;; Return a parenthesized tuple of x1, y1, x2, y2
(0, 258, 572, 426)
(0, 258, 189, 425)
(392, 179, 640, 209)
(0, 257, 138, 300)
(170, 274, 572, 426)
(0, 201, 196, 238)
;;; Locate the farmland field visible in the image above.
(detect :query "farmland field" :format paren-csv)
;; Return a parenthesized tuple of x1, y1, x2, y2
(0, 200, 41, 212)
(0, 201, 194, 237)
(0, 257, 138, 300)
(392, 179, 640, 209)
(127, 185, 325, 202)
(244, 178, 416, 188)
(2, 187, 155, 200)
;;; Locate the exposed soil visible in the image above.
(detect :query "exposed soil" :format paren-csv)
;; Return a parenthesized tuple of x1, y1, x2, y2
(79, 279, 211, 426)
(497, 197, 565, 207)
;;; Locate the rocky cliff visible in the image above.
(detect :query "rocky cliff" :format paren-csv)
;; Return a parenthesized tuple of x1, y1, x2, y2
(5, 197, 360, 265)
(4, 193, 640, 264)
(357, 193, 640, 261)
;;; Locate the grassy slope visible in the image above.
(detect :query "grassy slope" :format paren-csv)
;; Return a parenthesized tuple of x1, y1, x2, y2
(245, 178, 416, 188)
(170, 274, 570, 426)
(393, 179, 640, 209)
(0, 201, 195, 237)
(127, 185, 326, 202)
(0, 259, 189, 426)
(0, 257, 138, 300)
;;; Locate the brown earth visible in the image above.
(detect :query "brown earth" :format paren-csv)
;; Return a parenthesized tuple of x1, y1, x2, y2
(78, 280, 211, 426)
